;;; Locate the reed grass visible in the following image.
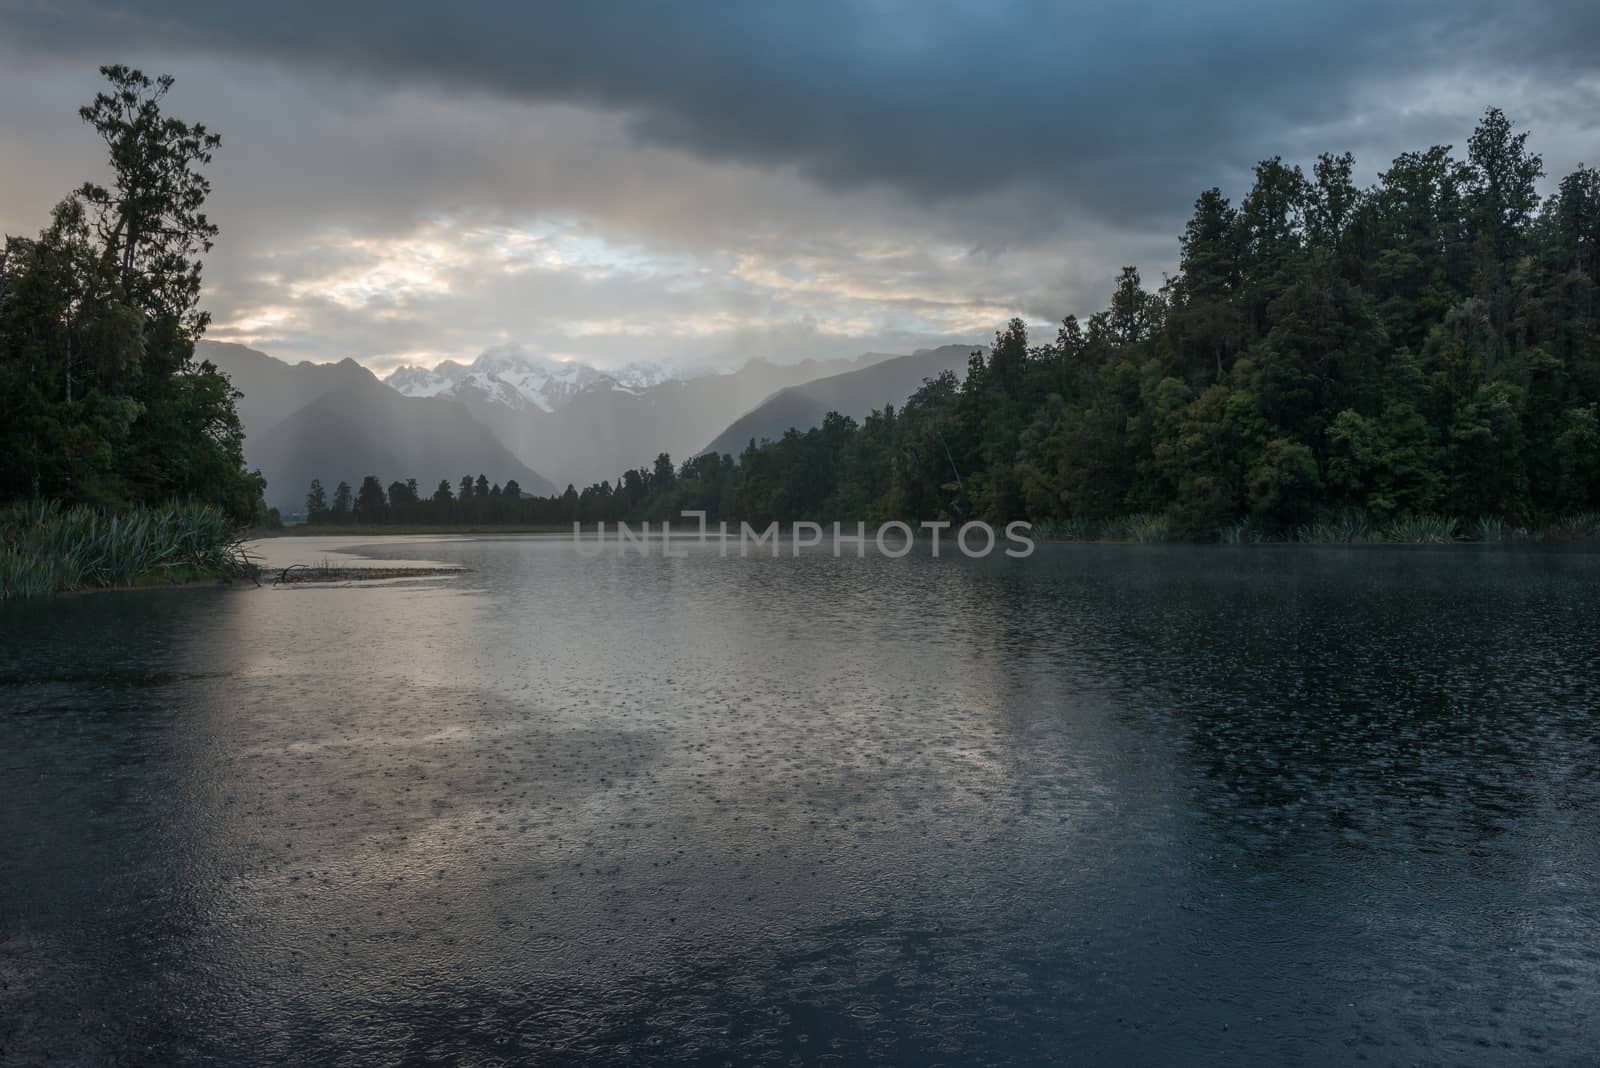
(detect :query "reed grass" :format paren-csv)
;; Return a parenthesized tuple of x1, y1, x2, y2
(1381, 513, 1460, 544)
(1543, 511, 1600, 541)
(0, 500, 255, 599)
(1474, 515, 1508, 543)
(1031, 517, 1096, 542)
(1295, 509, 1373, 544)
(1107, 512, 1171, 543)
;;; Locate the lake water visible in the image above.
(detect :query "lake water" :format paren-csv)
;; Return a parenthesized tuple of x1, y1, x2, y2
(2, 537, 1597, 1065)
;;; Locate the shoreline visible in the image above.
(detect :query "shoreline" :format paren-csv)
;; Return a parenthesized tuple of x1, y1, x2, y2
(250, 521, 1600, 547)
(251, 523, 571, 537)
(30, 564, 471, 599)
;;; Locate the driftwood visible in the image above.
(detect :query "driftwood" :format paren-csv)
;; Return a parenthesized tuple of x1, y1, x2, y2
(271, 563, 467, 586)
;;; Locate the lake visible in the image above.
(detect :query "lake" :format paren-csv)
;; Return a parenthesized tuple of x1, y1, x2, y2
(2, 537, 1597, 1065)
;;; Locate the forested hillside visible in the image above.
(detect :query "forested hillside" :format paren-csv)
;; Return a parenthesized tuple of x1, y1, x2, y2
(699, 345, 979, 458)
(467, 107, 1597, 539)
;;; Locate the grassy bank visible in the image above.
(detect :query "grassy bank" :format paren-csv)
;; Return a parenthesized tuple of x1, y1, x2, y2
(1032, 511, 1600, 545)
(0, 501, 256, 599)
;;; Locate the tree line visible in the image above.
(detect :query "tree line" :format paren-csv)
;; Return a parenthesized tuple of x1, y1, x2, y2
(0, 67, 265, 526)
(312, 107, 1600, 540)
(305, 474, 541, 525)
(13, 74, 1595, 541)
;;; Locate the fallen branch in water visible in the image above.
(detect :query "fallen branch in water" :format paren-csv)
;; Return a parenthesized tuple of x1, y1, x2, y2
(272, 564, 467, 585)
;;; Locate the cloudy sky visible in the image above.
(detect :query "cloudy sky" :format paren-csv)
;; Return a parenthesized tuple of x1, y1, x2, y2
(1, 1, 1597, 374)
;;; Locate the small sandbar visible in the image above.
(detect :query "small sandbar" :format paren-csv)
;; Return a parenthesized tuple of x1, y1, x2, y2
(244, 534, 468, 571)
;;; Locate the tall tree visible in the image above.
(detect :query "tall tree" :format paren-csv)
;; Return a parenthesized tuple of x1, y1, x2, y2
(1467, 107, 1543, 264)
(354, 475, 387, 524)
(305, 478, 328, 523)
(0, 65, 261, 521)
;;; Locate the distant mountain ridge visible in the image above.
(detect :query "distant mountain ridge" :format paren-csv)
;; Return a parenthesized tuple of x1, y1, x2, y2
(467, 351, 917, 488)
(198, 341, 374, 441)
(199, 341, 557, 513)
(201, 340, 980, 504)
(383, 345, 699, 414)
(249, 385, 555, 512)
(700, 344, 981, 457)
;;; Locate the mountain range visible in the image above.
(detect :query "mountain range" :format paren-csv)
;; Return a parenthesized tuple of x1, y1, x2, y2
(199, 339, 980, 514)
(444, 351, 920, 489)
(199, 342, 554, 513)
(700, 345, 979, 457)
(384, 344, 691, 413)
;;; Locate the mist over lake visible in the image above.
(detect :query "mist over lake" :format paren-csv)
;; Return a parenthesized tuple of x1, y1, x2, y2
(4, 538, 1597, 1064)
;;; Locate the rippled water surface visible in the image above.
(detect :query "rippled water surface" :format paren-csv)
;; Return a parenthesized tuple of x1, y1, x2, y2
(2, 538, 1598, 1065)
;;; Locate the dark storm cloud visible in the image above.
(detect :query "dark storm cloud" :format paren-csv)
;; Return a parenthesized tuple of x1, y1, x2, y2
(4, 1, 1597, 369)
(6, 0, 1598, 222)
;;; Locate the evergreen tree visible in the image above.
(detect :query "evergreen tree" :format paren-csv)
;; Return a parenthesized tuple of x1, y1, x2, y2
(0, 66, 263, 522)
(305, 478, 328, 523)
(330, 480, 353, 520)
(116, 107, 1592, 541)
(354, 475, 386, 524)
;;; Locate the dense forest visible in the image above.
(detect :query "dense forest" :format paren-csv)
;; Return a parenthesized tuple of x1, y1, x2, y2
(7, 73, 1597, 544)
(314, 107, 1599, 541)
(0, 67, 264, 527)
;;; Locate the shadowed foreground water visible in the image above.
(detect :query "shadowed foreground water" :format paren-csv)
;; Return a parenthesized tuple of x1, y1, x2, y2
(2, 539, 1597, 1065)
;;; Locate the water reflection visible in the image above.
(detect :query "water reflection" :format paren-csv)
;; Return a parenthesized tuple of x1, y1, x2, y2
(1, 541, 1597, 1064)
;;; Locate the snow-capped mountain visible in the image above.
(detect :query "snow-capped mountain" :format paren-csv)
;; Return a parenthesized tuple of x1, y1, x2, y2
(608, 360, 687, 392)
(384, 360, 469, 398)
(383, 345, 685, 413)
